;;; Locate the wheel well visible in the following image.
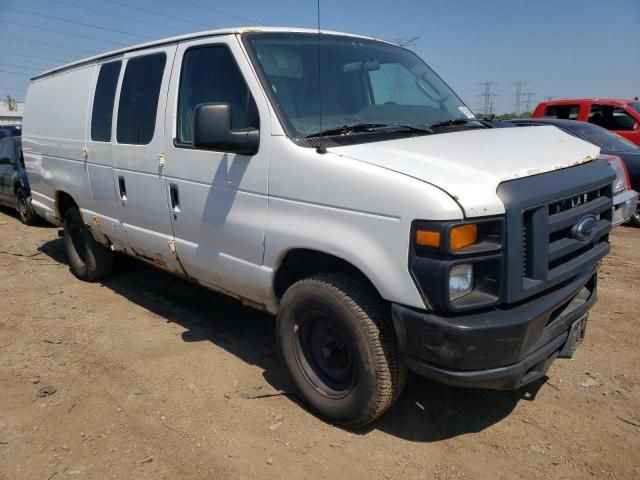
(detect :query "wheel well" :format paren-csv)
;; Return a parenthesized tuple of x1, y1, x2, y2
(273, 249, 380, 300)
(56, 191, 77, 220)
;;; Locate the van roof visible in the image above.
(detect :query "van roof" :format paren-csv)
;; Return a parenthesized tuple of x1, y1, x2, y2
(31, 27, 387, 81)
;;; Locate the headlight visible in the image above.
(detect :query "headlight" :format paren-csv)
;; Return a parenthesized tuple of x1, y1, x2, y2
(449, 264, 474, 300)
(410, 218, 503, 312)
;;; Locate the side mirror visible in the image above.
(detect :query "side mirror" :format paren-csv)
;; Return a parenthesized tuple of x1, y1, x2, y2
(192, 103, 259, 156)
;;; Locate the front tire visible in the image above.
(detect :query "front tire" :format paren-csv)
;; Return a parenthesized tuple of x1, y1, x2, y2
(276, 273, 407, 427)
(15, 187, 37, 226)
(63, 207, 114, 281)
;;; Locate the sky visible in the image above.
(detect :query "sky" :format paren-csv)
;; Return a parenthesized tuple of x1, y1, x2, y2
(0, 0, 638, 114)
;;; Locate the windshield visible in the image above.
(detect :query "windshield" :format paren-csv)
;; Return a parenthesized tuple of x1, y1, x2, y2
(571, 122, 638, 153)
(243, 33, 474, 138)
(630, 102, 640, 115)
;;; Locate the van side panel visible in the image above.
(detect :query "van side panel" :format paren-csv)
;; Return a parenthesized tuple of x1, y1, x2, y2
(22, 66, 96, 220)
(264, 137, 464, 311)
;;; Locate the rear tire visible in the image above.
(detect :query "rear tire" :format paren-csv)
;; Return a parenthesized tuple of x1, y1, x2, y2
(15, 187, 37, 226)
(276, 273, 407, 427)
(63, 207, 114, 281)
(629, 207, 640, 228)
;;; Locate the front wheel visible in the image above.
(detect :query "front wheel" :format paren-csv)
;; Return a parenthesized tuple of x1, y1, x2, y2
(276, 273, 407, 427)
(63, 207, 114, 281)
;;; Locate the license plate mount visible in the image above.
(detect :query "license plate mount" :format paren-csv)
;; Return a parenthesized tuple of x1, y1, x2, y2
(559, 315, 588, 358)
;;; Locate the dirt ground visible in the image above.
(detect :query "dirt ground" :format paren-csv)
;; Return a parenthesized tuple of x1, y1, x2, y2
(0, 207, 638, 480)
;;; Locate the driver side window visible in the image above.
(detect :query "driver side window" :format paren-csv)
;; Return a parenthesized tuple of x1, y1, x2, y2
(176, 45, 259, 145)
(369, 63, 438, 107)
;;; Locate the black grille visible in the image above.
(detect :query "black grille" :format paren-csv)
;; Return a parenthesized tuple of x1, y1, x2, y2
(523, 185, 612, 280)
(497, 160, 614, 304)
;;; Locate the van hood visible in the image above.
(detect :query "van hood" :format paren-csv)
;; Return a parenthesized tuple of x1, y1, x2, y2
(328, 125, 601, 217)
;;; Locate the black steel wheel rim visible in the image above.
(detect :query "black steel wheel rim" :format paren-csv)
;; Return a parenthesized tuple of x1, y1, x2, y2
(293, 310, 356, 399)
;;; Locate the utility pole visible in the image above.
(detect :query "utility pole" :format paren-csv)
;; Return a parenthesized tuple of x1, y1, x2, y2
(522, 92, 536, 113)
(489, 93, 498, 115)
(477, 81, 498, 116)
(511, 80, 528, 115)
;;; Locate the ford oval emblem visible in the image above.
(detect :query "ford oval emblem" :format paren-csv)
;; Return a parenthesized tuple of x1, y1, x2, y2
(572, 214, 598, 242)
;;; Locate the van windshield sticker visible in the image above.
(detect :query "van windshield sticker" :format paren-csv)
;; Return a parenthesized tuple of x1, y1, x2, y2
(458, 106, 476, 119)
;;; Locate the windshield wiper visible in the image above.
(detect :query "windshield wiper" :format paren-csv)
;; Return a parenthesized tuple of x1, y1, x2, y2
(304, 123, 433, 138)
(426, 118, 485, 129)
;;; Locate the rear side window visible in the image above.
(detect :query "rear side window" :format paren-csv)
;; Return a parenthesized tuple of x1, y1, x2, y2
(176, 45, 258, 145)
(589, 104, 637, 131)
(117, 53, 166, 145)
(0, 138, 15, 163)
(542, 104, 580, 119)
(91, 61, 122, 142)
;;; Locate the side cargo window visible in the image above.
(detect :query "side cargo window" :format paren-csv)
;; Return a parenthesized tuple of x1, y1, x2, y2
(117, 53, 166, 145)
(90, 61, 121, 142)
(176, 45, 258, 146)
(542, 104, 579, 119)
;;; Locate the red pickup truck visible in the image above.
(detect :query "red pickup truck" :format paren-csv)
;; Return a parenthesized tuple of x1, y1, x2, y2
(533, 99, 640, 146)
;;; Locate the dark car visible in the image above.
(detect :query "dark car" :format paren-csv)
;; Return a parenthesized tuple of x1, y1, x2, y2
(508, 118, 640, 226)
(0, 135, 38, 225)
(0, 124, 22, 140)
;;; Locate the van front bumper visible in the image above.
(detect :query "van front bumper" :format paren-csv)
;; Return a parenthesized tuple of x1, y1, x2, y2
(391, 269, 597, 390)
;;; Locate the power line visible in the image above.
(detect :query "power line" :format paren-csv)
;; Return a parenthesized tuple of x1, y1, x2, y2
(46, 0, 185, 35)
(2, 44, 80, 62)
(174, 0, 265, 25)
(0, 87, 27, 93)
(0, 5, 153, 41)
(0, 70, 35, 77)
(0, 51, 74, 66)
(0, 35, 99, 55)
(0, 64, 40, 73)
(103, 0, 215, 29)
(3, 20, 128, 46)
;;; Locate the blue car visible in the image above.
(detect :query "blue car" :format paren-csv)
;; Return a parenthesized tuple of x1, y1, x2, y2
(0, 134, 38, 225)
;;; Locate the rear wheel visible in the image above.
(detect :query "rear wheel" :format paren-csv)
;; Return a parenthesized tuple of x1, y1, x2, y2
(63, 207, 114, 281)
(276, 273, 406, 427)
(15, 187, 37, 226)
(630, 206, 640, 228)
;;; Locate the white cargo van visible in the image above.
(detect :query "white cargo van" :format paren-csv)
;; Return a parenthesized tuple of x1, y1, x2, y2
(23, 28, 614, 426)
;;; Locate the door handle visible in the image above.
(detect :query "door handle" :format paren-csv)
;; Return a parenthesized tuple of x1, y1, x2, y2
(170, 183, 180, 211)
(117, 175, 127, 200)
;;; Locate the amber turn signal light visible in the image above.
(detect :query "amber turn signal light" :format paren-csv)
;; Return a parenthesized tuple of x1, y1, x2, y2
(416, 229, 441, 248)
(450, 224, 478, 251)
